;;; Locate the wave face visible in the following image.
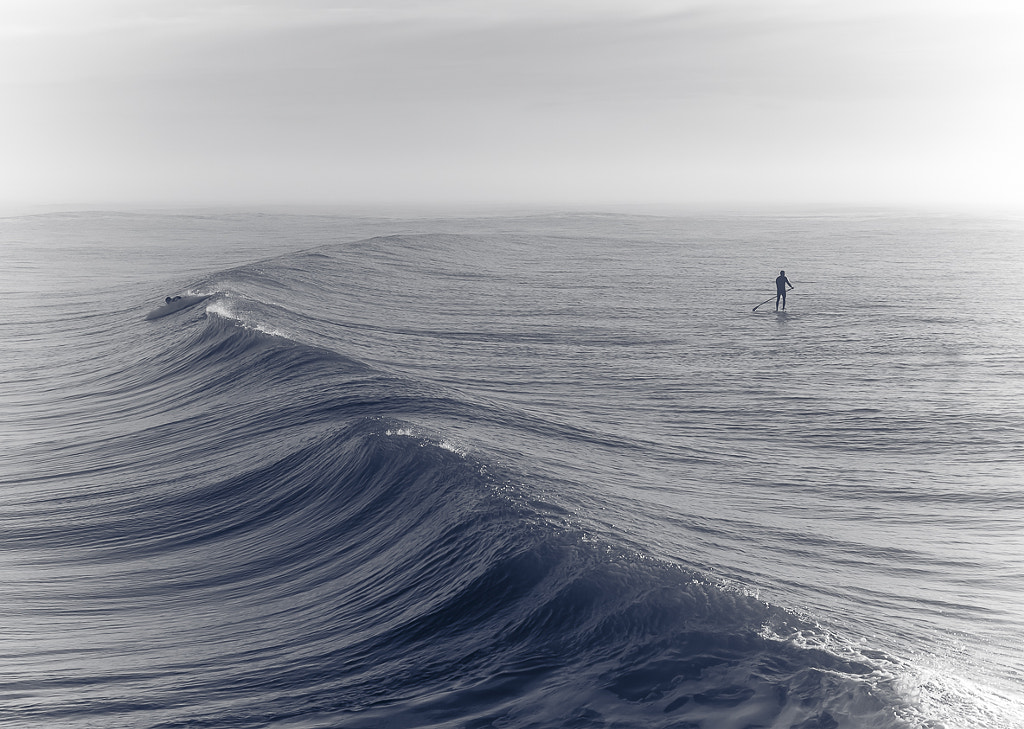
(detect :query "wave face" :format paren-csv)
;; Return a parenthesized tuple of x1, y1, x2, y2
(2, 212, 1022, 728)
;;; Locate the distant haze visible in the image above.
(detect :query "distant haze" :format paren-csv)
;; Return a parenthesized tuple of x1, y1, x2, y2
(2, 0, 1022, 211)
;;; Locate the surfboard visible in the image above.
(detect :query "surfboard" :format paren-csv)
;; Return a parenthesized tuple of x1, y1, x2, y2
(145, 294, 212, 320)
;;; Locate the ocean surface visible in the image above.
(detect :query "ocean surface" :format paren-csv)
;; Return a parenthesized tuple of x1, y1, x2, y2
(1, 210, 1022, 729)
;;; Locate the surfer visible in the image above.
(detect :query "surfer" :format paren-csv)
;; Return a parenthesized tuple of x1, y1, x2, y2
(775, 270, 793, 311)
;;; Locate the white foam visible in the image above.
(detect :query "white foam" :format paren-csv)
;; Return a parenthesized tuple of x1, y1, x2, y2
(898, 661, 1024, 729)
(384, 426, 467, 457)
(206, 299, 289, 339)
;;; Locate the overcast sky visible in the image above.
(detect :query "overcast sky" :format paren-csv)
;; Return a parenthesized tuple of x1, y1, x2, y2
(2, 0, 1022, 211)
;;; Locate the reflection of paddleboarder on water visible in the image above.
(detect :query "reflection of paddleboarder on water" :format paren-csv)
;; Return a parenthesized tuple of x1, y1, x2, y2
(775, 270, 793, 311)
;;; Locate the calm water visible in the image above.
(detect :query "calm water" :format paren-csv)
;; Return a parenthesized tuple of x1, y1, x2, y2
(1, 210, 1022, 728)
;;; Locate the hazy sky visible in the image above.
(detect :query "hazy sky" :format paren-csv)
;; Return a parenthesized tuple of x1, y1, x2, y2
(2, 0, 1022, 210)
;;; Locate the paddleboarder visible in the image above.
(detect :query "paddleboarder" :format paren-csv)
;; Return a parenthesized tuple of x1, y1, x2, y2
(775, 270, 793, 311)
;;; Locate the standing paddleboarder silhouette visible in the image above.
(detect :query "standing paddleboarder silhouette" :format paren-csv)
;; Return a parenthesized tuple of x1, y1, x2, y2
(775, 270, 793, 311)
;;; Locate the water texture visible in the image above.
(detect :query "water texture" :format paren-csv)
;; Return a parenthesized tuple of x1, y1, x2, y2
(1, 211, 1022, 728)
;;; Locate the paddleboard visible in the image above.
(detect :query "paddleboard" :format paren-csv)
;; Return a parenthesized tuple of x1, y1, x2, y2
(145, 294, 212, 320)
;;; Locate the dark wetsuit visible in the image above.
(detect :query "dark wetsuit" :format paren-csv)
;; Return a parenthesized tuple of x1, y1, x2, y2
(775, 274, 792, 310)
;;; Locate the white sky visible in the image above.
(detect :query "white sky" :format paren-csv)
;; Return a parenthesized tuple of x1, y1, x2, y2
(1, 0, 1022, 210)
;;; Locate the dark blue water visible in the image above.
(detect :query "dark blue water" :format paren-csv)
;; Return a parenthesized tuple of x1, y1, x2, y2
(2, 211, 1022, 728)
